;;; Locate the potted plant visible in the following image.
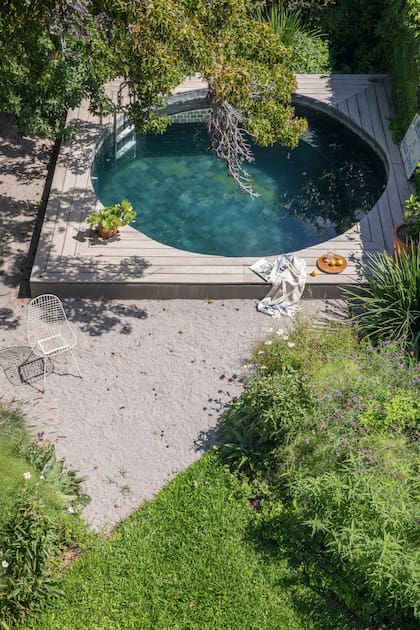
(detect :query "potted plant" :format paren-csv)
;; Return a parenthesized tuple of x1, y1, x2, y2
(393, 194, 420, 256)
(86, 198, 137, 240)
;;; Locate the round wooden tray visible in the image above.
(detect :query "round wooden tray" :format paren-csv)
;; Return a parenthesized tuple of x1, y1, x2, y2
(316, 253, 348, 274)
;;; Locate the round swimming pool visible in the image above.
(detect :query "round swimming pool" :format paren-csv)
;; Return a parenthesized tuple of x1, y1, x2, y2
(92, 104, 387, 257)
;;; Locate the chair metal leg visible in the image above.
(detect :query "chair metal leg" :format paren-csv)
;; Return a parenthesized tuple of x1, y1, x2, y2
(43, 356, 47, 392)
(70, 349, 82, 379)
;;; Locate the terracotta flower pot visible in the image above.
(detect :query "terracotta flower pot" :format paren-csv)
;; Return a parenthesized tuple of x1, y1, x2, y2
(393, 223, 418, 259)
(97, 224, 118, 240)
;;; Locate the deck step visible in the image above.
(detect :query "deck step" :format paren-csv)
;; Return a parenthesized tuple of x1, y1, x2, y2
(117, 125, 135, 142)
(116, 138, 136, 160)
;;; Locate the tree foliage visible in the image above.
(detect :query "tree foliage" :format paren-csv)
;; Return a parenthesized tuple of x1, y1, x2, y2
(0, 0, 307, 193)
(0, 0, 114, 136)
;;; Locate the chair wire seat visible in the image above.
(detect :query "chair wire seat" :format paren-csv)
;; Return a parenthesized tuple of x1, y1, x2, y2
(27, 294, 82, 391)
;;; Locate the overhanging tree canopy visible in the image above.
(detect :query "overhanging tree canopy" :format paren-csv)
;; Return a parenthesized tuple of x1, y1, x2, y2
(0, 0, 306, 194)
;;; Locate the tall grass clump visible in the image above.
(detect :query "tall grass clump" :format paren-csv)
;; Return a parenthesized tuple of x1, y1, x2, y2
(343, 247, 420, 355)
(256, 1, 330, 73)
(218, 321, 420, 627)
(0, 403, 93, 627)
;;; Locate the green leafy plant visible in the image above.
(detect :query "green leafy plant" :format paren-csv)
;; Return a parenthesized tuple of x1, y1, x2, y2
(402, 194, 420, 239)
(256, 1, 330, 73)
(22, 442, 90, 509)
(219, 321, 420, 626)
(0, 403, 94, 627)
(219, 366, 313, 472)
(86, 198, 136, 235)
(285, 449, 419, 622)
(343, 248, 420, 353)
(0, 493, 62, 626)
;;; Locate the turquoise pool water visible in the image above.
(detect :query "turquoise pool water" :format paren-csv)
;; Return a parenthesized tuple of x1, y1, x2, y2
(92, 105, 386, 257)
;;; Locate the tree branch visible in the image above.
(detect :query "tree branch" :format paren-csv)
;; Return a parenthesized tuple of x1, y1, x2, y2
(207, 90, 260, 198)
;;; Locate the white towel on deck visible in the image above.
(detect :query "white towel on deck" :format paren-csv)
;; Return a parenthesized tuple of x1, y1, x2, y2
(257, 254, 307, 318)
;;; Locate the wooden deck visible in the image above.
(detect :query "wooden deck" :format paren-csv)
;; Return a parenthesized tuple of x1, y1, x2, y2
(30, 74, 413, 299)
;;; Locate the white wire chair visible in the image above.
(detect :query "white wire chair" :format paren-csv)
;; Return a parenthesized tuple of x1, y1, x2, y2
(27, 294, 82, 392)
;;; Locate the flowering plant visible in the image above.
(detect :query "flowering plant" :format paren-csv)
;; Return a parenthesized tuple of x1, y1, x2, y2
(402, 194, 420, 239)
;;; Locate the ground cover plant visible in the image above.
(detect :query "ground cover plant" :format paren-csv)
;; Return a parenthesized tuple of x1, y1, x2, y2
(219, 321, 420, 628)
(344, 246, 420, 356)
(23, 454, 359, 630)
(0, 403, 92, 627)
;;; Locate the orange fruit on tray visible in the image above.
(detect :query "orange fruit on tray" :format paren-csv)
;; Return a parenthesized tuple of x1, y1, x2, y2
(316, 253, 347, 274)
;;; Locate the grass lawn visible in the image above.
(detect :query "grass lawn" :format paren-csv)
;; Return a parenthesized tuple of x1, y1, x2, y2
(0, 404, 63, 527)
(25, 453, 358, 630)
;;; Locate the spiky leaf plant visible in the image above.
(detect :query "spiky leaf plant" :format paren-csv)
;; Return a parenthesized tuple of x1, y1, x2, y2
(343, 246, 420, 352)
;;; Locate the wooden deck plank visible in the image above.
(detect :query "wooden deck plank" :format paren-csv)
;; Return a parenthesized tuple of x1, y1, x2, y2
(359, 215, 372, 241)
(355, 89, 375, 138)
(345, 95, 362, 127)
(85, 242, 221, 254)
(364, 85, 388, 151)
(392, 162, 413, 206)
(375, 194, 395, 253)
(366, 206, 386, 250)
(373, 80, 402, 165)
(335, 100, 350, 117)
(79, 254, 246, 266)
(386, 170, 405, 225)
(40, 272, 360, 286)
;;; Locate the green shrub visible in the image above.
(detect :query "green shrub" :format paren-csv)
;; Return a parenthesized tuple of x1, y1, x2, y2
(22, 442, 90, 509)
(219, 365, 313, 471)
(380, 0, 419, 142)
(343, 247, 420, 355)
(0, 493, 62, 626)
(0, 403, 94, 627)
(256, 1, 331, 73)
(284, 447, 419, 622)
(313, 0, 418, 141)
(219, 321, 420, 626)
(289, 31, 330, 72)
(415, 163, 420, 197)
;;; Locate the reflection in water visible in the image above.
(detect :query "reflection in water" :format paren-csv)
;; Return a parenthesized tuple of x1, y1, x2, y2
(287, 160, 378, 236)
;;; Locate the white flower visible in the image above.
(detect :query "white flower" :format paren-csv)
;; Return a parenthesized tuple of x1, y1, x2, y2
(266, 327, 273, 333)
(257, 350, 265, 355)
(264, 340, 272, 346)
(23, 472, 31, 480)
(2, 560, 9, 569)
(40, 475, 45, 480)
(283, 335, 289, 341)
(67, 506, 76, 514)
(276, 329, 285, 337)
(287, 342, 295, 348)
